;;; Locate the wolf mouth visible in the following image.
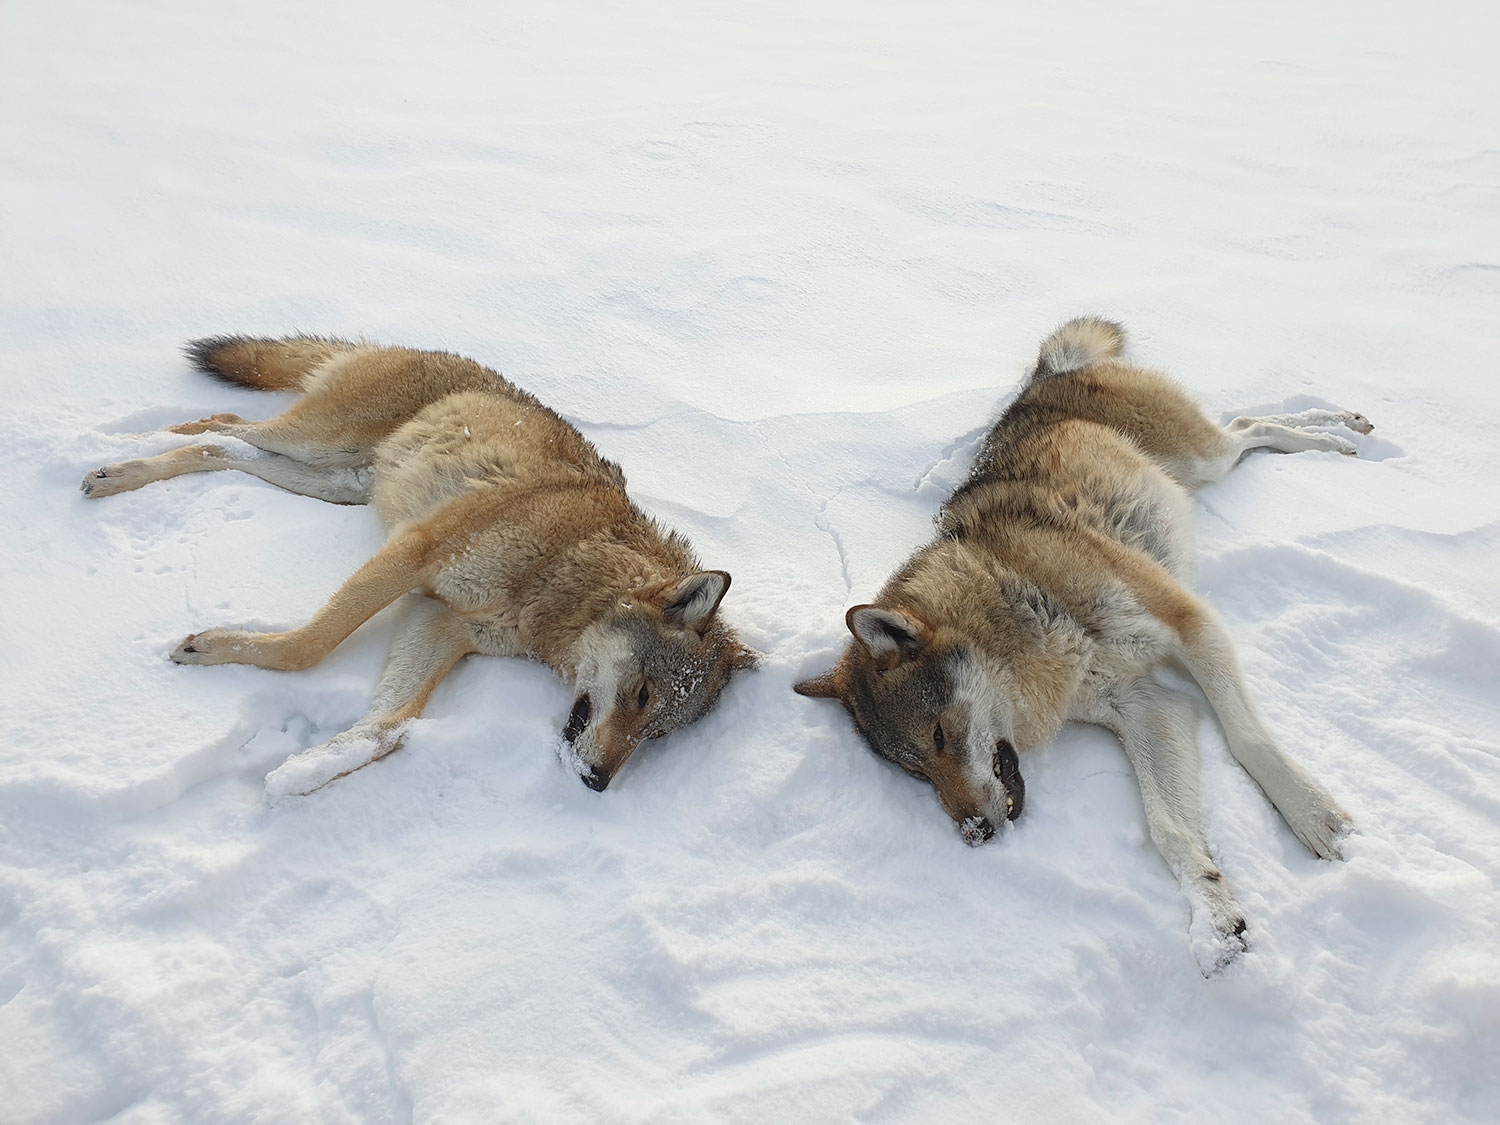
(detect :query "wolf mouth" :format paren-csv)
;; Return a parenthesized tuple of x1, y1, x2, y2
(562, 695, 592, 744)
(994, 739, 1024, 820)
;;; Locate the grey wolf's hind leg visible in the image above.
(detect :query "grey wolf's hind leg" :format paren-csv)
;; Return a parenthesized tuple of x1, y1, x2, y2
(262, 596, 478, 800)
(1223, 406, 1375, 459)
(82, 441, 371, 504)
(1104, 677, 1248, 975)
(1238, 408, 1373, 435)
(1180, 407, 1374, 487)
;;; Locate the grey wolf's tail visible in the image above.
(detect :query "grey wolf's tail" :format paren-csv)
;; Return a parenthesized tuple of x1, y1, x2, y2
(1032, 317, 1126, 379)
(183, 334, 359, 391)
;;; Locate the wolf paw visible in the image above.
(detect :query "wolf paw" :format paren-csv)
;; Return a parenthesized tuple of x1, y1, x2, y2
(1290, 802, 1354, 860)
(1310, 431, 1360, 457)
(171, 627, 258, 666)
(166, 413, 246, 435)
(264, 728, 388, 802)
(81, 461, 150, 498)
(1280, 787, 1354, 860)
(1188, 899, 1248, 977)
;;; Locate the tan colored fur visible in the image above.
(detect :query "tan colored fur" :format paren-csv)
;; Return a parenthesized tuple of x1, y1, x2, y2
(797, 317, 1369, 973)
(85, 336, 752, 796)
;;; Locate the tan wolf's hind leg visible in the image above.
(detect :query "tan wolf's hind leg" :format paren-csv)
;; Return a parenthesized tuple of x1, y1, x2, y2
(171, 530, 435, 671)
(1103, 677, 1247, 975)
(166, 413, 250, 435)
(82, 441, 371, 503)
(263, 596, 477, 801)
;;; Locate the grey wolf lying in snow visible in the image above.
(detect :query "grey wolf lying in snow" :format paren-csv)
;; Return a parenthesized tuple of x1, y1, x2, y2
(84, 336, 754, 798)
(796, 317, 1366, 972)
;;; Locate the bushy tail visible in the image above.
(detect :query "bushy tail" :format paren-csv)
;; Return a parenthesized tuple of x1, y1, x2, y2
(1033, 317, 1126, 379)
(183, 334, 359, 391)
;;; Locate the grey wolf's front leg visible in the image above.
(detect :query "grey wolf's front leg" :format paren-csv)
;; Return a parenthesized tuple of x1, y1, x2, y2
(1103, 677, 1248, 975)
(1177, 607, 1353, 859)
(263, 596, 477, 800)
(172, 530, 434, 671)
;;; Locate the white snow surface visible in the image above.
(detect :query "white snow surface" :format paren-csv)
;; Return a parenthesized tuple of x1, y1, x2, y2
(4, 1, 1500, 1121)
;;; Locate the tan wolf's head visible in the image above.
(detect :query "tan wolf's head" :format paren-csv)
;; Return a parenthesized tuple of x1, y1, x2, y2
(795, 604, 1031, 846)
(563, 570, 755, 790)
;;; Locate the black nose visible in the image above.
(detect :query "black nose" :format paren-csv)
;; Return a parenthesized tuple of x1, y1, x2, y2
(562, 695, 592, 744)
(993, 739, 1025, 820)
(962, 817, 995, 846)
(579, 765, 611, 792)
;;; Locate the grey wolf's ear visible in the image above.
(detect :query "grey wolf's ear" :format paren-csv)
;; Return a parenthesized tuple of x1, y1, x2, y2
(845, 605, 926, 666)
(664, 570, 731, 632)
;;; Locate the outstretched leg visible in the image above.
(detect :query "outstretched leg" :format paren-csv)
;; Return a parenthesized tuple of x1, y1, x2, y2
(154, 413, 372, 468)
(1099, 676, 1247, 975)
(171, 529, 435, 671)
(1175, 603, 1353, 858)
(82, 441, 371, 503)
(1090, 529, 1355, 859)
(1240, 408, 1373, 433)
(263, 596, 478, 800)
(1176, 407, 1374, 488)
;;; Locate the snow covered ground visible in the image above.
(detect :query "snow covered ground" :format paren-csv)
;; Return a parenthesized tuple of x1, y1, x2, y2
(3, 0, 1499, 1119)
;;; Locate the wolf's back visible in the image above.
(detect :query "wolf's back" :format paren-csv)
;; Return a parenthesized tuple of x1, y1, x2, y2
(183, 334, 359, 391)
(1033, 317, 1126, 379)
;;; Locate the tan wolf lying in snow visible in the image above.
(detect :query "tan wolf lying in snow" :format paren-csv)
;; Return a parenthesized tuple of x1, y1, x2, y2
(84, 336, 754, 798)
(796, 318, 1367, 973)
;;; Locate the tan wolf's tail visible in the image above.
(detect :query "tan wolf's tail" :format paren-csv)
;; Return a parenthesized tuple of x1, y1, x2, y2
(1033, 317, 1126, 378)
(183, 334, 359, 391)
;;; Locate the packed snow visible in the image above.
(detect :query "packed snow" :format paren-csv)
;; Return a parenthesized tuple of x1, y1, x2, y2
(3, 0, 1499, 1120)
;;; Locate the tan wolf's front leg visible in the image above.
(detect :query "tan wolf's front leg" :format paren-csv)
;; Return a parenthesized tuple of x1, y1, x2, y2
(172, 530, 434, 671)
(263, 596, 477, 801)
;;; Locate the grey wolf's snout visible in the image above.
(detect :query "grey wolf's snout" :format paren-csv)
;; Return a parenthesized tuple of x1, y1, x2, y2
(994, 739, 1024, 820)
(562, 695, 592, 744)
(579, 764, 611, 792)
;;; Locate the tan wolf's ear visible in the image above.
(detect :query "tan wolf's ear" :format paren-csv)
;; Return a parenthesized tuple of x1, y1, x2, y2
(664, 570, 731, 632)
(846, 605, 926, 668)
(794, 663, 846, 699)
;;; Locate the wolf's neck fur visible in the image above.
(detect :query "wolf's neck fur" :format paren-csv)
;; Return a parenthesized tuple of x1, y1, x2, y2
(517, 536, 697, 677)
(883, 539, 1089, 750)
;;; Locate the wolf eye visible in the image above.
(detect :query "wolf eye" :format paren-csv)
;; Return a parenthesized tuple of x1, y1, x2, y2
(637, 684, 650, 709)
(933, 724, 945, 751)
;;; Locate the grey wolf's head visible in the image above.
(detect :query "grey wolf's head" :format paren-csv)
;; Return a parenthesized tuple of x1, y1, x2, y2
(564, 570, 755, 790)
(795, 604, 1027, 846)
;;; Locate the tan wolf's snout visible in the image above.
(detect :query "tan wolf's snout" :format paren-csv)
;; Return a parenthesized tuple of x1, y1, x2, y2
(561, 570, 751, 791)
